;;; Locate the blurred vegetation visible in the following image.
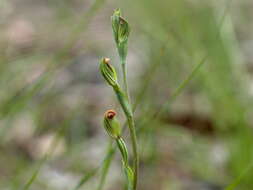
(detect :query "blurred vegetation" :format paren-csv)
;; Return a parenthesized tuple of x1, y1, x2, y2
(0, 0, 253, 189)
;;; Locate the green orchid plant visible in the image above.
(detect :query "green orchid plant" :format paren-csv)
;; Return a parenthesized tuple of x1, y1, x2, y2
(99, 9, 139, 190)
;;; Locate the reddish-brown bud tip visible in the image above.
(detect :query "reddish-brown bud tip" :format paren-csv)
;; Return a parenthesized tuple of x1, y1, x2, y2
(105, 109, 116, 119)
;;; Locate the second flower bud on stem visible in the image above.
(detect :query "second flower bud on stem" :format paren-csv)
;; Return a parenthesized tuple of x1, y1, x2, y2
(103, 110, 133, 190)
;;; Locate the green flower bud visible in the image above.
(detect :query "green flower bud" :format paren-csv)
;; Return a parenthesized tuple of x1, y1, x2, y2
(99, 58, 118, 87)
(103, 110, 121, 139)
(111, 9, 130, 62)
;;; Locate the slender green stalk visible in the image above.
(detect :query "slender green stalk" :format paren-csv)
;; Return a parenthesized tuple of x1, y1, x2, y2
(153, 55, 208, 119)
(111, 85, 138, 189)
(20, 123, 66, 190)
(121, 63, 139, 189)
(73, 168, 99, 190)
(126, 116, 138, 189)
(96, 141, 115, 190)
(116, 137, 134, 190)
(121, 60, 130, 101)
(20, 155, 49, 190)
(225, 161, 253, 190)
(73, 142, 116, 190)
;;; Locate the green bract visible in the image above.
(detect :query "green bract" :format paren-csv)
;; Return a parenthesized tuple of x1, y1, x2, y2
(116, 137, 129, 164)
(99, 58, 118, 87)
(103, 110, 121, 139)
(111, 9, 130, 62)
(111, 9, 121, 43)
(124, 165, 134, 190)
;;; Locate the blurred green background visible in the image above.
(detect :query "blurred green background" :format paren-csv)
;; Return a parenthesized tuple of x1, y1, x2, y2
(0, 0, 253, 189)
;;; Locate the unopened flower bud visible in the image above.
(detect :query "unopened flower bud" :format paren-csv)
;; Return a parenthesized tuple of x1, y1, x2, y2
(99, 58, 118, 87)
(103, 110, 121, 139)
(111, 9, 130, 62)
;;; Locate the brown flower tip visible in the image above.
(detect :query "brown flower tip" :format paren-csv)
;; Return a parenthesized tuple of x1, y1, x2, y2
(104, 58, 110, 64)
(105, 109, 116, 119)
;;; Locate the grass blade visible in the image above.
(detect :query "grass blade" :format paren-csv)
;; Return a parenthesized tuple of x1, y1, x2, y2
(72, 168, 99, 190)
(225, 161, 253, 190)
(96, 142, 115, 190)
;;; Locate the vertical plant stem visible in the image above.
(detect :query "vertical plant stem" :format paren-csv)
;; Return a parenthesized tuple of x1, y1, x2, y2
(121, 55, 138, 190)
(113, 77, 139, 189)
(127, 116, 139, 190)
(121, 62, 130, 101)
(116, 91, 139, 190)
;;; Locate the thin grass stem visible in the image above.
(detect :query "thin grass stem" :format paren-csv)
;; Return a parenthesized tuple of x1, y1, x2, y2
(96, 141, 115, 190)
(225, 161, 253, 190)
